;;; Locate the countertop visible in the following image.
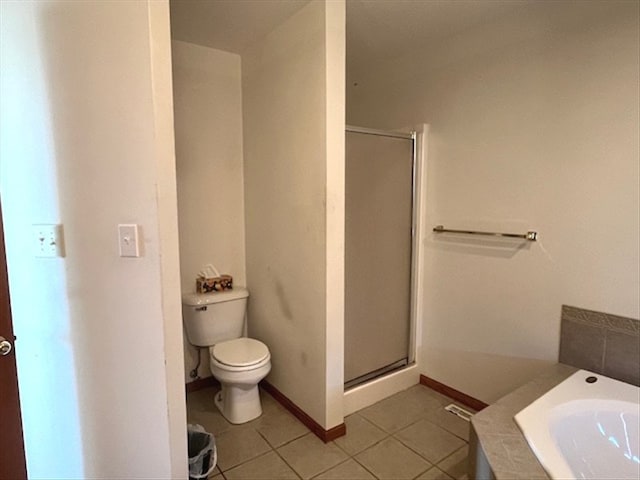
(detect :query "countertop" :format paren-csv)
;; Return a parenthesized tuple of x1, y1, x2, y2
(470, 363, 577, 479)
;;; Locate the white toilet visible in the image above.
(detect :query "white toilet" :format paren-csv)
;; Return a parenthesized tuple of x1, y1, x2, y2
(182, 288, 271, 424)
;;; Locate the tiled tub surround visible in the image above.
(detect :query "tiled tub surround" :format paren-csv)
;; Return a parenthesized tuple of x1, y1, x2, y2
(469, 364, 577, 480)
(187, 384, 474, 479)
(469, 306, 639, 479)
(559, 305, 640, 386)
(514, 370, 640, 480)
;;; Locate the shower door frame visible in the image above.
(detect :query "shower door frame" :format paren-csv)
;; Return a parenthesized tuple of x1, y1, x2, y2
(344, 124, 420, 386)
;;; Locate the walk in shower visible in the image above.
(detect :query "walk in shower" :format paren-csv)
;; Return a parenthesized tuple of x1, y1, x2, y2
(344, 126, 417, 389)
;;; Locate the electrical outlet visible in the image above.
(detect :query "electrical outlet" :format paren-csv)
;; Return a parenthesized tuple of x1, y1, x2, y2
(32, 224, 65, 257)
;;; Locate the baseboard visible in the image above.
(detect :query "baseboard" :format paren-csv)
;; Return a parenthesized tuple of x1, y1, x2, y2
(261, 381, 346, 443)
(420, 375, 489, 411)
(185, 376, 219, 393)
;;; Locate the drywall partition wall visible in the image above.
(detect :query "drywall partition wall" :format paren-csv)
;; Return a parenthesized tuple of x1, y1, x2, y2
(0, 1, 187, 478)
(347, 1, 640, 403)
(171, 40, 246, 381)
(149, 4, 189, 476)
(324, 0, 346, 429)
(242, 0, 345, 429)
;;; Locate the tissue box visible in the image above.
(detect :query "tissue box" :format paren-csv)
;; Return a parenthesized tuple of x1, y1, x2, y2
(196, 274, 233, 294)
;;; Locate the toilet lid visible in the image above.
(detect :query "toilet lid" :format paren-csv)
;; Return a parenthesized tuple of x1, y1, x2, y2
(211, 338, 269, 367)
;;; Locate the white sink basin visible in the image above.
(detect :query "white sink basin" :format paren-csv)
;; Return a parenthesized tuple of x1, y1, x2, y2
(515, 370, 639, 480)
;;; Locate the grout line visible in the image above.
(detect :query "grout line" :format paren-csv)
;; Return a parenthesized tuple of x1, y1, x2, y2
(223, 448, 274, 474)
(253, 428, 280, 452)
(435, 444, 469, 477)
(418, 411, 471, 442)
(215, 426, 271, 473)
(253, 422, 307, 450)
(262, 430, 303, 480)
(331, 425, 395, 461)
(423, 419, 470, 442)
(410, 464, 434, 480)
(350, 454, 382, 479)
(359, 414, 411, 435)
(391, 433, 438, 469)
(347, 432, 394, 457)
(331, 438, 352, 456)
(355, 412, 396, 435)
(274, 430, 315, 450)
(309, 457, 353, 479)
(413, 466, 454, 480)
(195, 385, 470, 480)
(212, 464, 227, 480)
(392, 422, 468, 469)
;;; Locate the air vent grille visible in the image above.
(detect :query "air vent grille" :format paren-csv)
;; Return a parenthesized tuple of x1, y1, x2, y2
(444, 403, 474, 422)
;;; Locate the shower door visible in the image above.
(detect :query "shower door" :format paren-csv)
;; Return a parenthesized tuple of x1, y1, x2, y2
(344, 127, 414, 388)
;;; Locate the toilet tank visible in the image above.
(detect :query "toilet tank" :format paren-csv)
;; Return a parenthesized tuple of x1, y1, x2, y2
(182, 288, 249, 347)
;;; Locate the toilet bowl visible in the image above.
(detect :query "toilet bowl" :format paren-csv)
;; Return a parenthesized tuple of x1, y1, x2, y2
(209, 338, 271, 424)
(182, 288, 271, 424)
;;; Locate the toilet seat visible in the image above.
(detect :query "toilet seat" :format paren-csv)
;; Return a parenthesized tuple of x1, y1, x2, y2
(210, 338, 270, 372)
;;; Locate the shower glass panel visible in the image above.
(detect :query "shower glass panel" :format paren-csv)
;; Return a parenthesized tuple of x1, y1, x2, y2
(344, 128, 414, 388)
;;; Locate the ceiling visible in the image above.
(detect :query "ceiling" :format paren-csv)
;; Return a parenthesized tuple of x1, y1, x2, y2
(169, 0, 527, 62)
(169, 0, 311, 54)
(345, 0, 529, 73)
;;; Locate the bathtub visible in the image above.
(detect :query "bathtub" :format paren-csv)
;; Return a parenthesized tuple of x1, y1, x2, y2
(515, 369, 639, 480)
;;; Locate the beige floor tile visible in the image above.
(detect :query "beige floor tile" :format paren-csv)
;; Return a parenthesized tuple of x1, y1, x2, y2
(187, 385, 469, 480)
(437, 446, 469, 480)
(254, 407, 310, 448)
(395, 419, 466, 464)
(187, 386, 219, 411)
(422, 407, 472, 441)
(409, 385, 455, 408)
(415, 467, 454, 480)
(208, 465, 224, 478)
(223, 451, 298, 479)
(334, 414, 388, 456)
(277, 433, 348, 479)
(359, 386, 444, 433)
(416, 467, 453, 480)
(355, 437, 431, 480)
(314, 459, 375, 479)
(188, 408, 234, 437)
(259, 388, 288, 416)
(187, 386, 236, 437)
(215, 426, 272, 471)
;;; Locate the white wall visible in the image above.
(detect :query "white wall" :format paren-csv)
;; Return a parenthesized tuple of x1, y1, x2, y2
(0, 1, 187, 478)
(149, 4, 188, 475)
(171, 40, 246, 381)
(242, 0, 345, 429)
(324, 0, 346, 429)
(347, 1, 640, 403)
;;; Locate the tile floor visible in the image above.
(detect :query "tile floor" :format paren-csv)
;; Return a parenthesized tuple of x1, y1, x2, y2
(187, 384, 472, 480)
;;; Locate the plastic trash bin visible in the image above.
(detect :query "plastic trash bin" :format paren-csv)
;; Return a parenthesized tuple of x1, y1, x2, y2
(188, 424, 217, 479)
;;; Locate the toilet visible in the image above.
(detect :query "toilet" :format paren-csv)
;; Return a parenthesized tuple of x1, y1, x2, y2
(182, 288, 271, 424)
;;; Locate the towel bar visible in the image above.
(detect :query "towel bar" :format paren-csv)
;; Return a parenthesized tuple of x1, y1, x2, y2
(433, 225, 537, 241)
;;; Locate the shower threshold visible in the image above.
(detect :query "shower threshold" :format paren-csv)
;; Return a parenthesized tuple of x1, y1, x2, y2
(345, 358, 409, 390)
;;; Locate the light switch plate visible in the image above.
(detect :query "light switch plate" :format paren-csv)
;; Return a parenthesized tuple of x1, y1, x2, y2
(118, 224, 140, 257)
(32, 224, 65, 257)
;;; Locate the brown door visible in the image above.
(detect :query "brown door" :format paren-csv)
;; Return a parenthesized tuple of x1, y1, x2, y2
(0, 204, 28, 480)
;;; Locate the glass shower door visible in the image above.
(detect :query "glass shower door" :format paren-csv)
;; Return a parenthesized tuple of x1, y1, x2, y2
(344, 128, 414, 388)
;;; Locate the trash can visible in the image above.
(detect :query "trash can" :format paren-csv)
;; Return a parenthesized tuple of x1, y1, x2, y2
(188, 424, 217, 480)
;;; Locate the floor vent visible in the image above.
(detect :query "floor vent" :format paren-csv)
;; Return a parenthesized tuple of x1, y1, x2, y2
(444, 403, 474, 422)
